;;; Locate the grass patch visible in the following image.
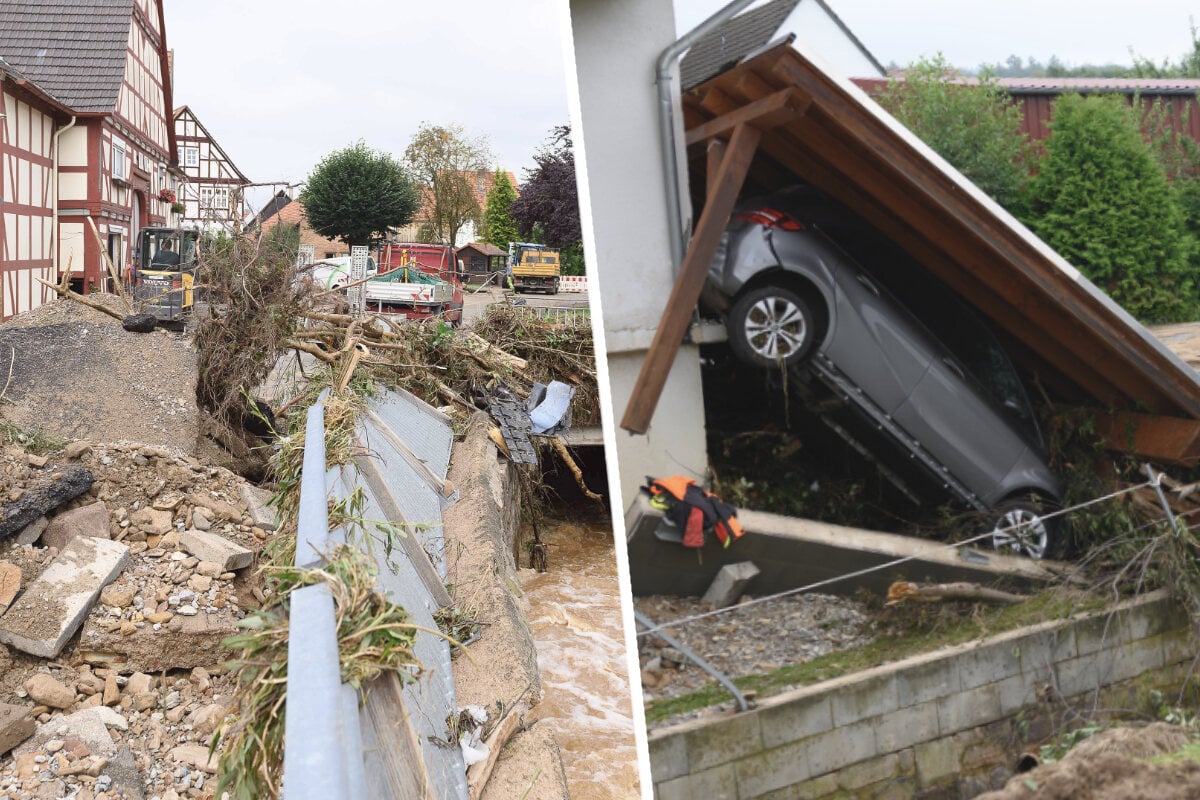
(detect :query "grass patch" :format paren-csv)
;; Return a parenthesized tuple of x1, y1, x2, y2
(1154, 741, 1200, 766)
(0, 419, 67, 454)
(645, 589, 1105, 725)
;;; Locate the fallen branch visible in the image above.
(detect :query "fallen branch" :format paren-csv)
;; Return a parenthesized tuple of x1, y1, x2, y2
(86, 217, 133, 314)
(35, 277, 124, 321)
(885, 581, 1028, 605)
(550, 437, 604, 505)
(282, 338, 336, 364)
(463, 331, 528, 372)
(0, 346, 13, 403)
(436, 380, 474, 411)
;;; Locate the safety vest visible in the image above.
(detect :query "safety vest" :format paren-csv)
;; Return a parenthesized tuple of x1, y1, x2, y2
(645, 475, 745, 549)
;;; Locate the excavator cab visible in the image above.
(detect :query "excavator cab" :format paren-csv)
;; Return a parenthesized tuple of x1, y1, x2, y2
(133, 227, 199, 328)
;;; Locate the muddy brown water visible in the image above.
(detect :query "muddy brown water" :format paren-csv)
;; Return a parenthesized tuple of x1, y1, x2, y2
(519, 515, 642, 799)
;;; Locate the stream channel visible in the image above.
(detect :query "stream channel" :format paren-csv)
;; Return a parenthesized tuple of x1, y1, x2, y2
(519, 510, 642, 799)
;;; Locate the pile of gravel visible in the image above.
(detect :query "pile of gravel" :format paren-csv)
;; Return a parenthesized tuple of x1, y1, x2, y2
(0, 299, 198, 454)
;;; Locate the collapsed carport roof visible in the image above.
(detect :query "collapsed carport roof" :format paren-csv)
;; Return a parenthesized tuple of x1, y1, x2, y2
(622, 39, 1200, 465)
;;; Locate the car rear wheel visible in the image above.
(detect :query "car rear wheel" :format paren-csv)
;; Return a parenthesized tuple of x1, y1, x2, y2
(727, 286, 816, 368)
(988, 498, 1065, 560)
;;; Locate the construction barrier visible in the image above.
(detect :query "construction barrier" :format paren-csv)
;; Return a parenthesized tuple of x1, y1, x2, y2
(559, 275, 589, 293)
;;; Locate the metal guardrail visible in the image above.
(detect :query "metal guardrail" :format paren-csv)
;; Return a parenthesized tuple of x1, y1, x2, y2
(280, 386, 467, 800)
(282, 388, 368, 800)
(515, 304, 592, 325)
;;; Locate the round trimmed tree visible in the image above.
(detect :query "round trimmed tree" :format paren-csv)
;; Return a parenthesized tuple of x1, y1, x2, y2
(301, 141, 420, 249)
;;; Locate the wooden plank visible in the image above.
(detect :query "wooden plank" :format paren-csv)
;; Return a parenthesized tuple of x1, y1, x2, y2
(1089, 410, 1200, 466)
(360, 671, 434, 800)
(685, 87, 809, 146)
(621, 122, 762, 434)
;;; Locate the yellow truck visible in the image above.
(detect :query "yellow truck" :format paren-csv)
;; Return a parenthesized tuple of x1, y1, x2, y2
(507, 242, 560, 294)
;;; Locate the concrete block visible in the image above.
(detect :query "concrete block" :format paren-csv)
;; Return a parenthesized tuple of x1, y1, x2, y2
(1010, 627, 1076, 676)
(683, 711, 763, 773)
(1073, 611, 1129, 657)
(180, 529, 254, 571)
(994, 672, 1044, 715)
(938, 680, 1003, 734)
(958, 639, 1023, 690)
(649, 732, 689, 783)
(733, 739, 811, 798)
(759, 691, 833, 748)
(0, 704, 34, 756)
(760, 772, 838, 800)
(78, 609, 239, 673)
(700, 562, 760, 608)
(831, 671, 898, 726)
(0, 536, 129, 658)
(805, 719, 876, 776)
(874, 700, 940, 753)
(1161, 629, 1200, 666)
(41, 501, 110, 551)
(912, 737, 959, 786)
(240, 484, 279, 532)
(894, 653, 961, 707)
(837, 752, 901, 790)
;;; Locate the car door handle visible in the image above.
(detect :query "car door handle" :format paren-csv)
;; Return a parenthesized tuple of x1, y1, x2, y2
(942, 357, 965, 379)
(855, 273, 879, 295)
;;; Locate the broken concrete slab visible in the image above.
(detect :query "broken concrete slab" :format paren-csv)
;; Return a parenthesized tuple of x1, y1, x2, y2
(170, 743, 218, 773)
(0, 536, 130, 658)
(13, 515, 47, 546)
(41, 500, 110, 551)
(239, 484, 278, 531)
(0, 561, 20, 614)
(0, 704, 35, 756)
(15, 707, 119, 759)
(79, 610, 239, 673)
(701, 561, 761, 609)
(0, 465, 93, 540)
(179, 529, 253, 571)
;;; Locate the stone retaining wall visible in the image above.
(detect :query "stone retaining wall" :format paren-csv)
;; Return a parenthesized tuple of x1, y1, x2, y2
(649, 591, 1196, 799)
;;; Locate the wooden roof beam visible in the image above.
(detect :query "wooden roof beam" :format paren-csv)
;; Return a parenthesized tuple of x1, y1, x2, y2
(685, 87, 811, 147)
(1086, 410, 1200, 466)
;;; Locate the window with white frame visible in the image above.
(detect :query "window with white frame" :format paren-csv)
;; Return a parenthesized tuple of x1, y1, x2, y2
(184, 147, 199, 168)
(199, 186, 214, 209)
(213, 187, 230, 210)
(111, 140, 126, 180)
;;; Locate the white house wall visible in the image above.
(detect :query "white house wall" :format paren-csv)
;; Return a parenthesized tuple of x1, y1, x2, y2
(0, 88, 56, 319)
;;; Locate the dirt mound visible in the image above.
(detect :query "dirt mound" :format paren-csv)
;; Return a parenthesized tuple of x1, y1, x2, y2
(979, 723, 1200, 800)
(0, 297, 198, 454)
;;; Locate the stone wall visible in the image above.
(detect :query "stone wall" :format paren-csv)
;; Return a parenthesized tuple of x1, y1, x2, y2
(649, 591, 1196, 799)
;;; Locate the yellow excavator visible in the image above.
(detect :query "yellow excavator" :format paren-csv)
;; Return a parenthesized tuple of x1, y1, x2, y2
(132, 227, 200, 328)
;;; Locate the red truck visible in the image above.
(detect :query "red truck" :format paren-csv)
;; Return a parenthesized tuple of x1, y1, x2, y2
(370, 243, 464, 325)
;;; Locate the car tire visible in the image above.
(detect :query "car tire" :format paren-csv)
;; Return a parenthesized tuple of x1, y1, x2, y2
(727, 285, 817, 368)
(987, 497, 1066, 560)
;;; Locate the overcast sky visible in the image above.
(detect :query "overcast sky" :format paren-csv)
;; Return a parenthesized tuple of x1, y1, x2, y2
(165, 0, 569, 212)
(675, 0, 1200, 72)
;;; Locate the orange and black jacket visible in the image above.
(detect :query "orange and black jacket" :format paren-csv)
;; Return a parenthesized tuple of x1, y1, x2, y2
(645, 475, 745, 548)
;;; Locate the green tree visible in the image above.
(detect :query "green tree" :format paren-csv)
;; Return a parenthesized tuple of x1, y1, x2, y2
(878, 55, 1033, 213)
(300, 142, 419, 248)
(1027, 93, 1198, 322)
(404, 123, 492, 245)
(482, 170, 519, 248)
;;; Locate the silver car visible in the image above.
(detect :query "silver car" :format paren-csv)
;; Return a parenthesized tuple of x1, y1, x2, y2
(702, 191, 1064, 559)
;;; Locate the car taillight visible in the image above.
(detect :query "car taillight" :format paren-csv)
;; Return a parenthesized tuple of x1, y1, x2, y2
(733, 208, 805, 232)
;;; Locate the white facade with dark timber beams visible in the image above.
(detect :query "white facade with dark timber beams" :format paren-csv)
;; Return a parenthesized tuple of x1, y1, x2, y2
(173, 106, 248, 231)
(0, 0, 181, 317)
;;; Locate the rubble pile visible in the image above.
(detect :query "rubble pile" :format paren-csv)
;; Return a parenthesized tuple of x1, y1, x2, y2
(0, 439, 277, 799)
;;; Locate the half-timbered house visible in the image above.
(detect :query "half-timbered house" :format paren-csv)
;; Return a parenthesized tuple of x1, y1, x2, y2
(173, 105, 248, 231)
(0, 0, 178, 317)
